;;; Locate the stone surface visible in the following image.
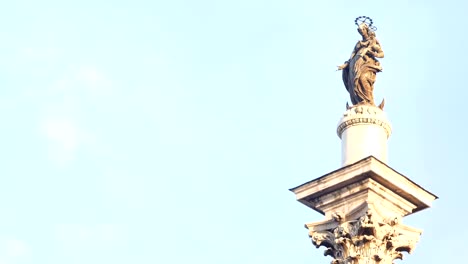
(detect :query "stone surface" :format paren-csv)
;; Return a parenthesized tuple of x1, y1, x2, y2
(338, 105, 391, 166)
(290, 156, 437, 264)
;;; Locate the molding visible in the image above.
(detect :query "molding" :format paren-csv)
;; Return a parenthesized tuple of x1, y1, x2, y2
(337, 117, 392, 138)
(337, 105, 392, 138)
(290, 157, 437, 216)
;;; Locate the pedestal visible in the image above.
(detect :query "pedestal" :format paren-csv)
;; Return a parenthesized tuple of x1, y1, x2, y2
(337, 105, 391, 166)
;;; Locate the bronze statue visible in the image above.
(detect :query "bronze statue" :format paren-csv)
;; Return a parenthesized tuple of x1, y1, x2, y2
(338, 17, 384, 108)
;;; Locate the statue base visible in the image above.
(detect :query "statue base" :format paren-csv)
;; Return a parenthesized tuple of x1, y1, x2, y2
(337, 105, 392, 166)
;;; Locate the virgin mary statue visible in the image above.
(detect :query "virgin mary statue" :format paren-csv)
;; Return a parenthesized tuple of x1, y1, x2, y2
(338, 23, 384, 108)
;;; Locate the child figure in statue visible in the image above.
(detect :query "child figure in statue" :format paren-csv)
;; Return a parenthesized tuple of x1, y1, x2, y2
(338, 23, 384, 108)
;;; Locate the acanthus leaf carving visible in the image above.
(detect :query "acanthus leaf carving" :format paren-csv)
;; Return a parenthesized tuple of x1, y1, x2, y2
(308, 209, 419, 264)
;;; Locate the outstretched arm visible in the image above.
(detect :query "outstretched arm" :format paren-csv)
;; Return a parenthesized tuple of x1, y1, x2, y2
(337, 44, 359, 71)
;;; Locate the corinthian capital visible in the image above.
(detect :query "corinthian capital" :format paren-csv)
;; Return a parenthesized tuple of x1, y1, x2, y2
(308, 209, 421, 264)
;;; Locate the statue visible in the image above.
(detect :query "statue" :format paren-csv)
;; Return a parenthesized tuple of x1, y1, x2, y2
(338, 17, 384, 109)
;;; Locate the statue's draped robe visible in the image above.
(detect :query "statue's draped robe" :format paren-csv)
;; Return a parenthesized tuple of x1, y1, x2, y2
(342, 40, 382, 105)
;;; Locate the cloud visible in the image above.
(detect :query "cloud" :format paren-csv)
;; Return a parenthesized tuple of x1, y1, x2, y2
(76, 66, 113, 97)
(46, 65, 113, 103)
(40, 117, 92, 166)
(42, 118, 79, 152)
(55, 224, 126, 253)
(37, 65, 111, 166)
(0, 238, 30, 264)
(4, 240, 28, 258)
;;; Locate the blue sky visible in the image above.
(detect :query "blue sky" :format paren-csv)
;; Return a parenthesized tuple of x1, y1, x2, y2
(0, 0, 466, 263)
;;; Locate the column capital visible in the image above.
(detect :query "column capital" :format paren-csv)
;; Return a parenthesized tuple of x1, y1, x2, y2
(308, 207, 421, 264)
